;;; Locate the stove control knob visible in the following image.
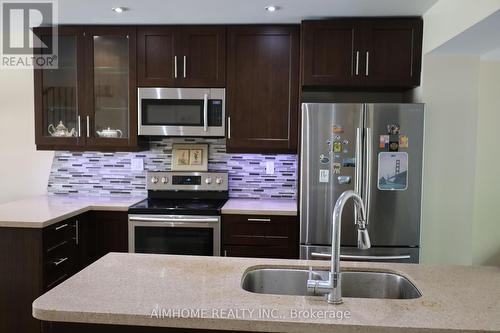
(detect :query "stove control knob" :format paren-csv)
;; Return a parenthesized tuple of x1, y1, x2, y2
(216, 177, 223, 185)
(205, 177, 212, 184)
(151, 176, 159, 184)
(161, 177, 168, 184)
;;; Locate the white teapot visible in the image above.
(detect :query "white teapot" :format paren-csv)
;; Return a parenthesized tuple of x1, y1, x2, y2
(96, 127, 123, 138)
(48, 121, 77, 137)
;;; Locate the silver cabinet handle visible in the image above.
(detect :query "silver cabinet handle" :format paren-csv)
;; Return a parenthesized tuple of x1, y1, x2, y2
(227, 117, 231, 139)
(247, 218, 271, 222)
(355, 51, 360, 76)
(86, 116, 90, 138)
(224, 250, 227, 257)
(183, 55, 187, 78)
(311, 252, 411, 261)
(53, 257, 68, 266)
(77, 116, 81, 137)
(203, 93, 208, 132)
(174, 56, 178, 78)
(365, 51, 370, 76)
(55, 223, 68, 231)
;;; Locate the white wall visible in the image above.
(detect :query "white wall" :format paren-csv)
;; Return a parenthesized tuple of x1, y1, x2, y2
(423, 0, 500, 53)
(0, 66, 54, 204)
(419, 55, 480, 265)
(472, 60, 500, 266)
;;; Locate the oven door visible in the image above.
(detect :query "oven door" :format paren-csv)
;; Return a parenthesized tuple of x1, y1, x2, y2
(138, 88, 225, 137)
(128, 215, 221, 256)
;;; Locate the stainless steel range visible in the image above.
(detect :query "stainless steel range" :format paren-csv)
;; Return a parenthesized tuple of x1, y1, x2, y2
(128, 171, 228, 256)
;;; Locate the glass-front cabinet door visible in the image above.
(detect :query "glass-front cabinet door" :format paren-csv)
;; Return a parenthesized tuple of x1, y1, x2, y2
(84, 27, 137, 148)
(34, 27, 84, 148)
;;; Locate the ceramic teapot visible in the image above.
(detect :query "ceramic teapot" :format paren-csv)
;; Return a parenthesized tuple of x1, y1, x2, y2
(96, 127, 123, 138)
(48, 121, 77, 137)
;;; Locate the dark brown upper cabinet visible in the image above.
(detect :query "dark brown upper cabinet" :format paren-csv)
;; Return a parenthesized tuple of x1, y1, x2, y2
(301, 21, 361, 86)
(301, 18, 423, 89)
(226, 25, 300, 153)
(137, 26, 225, 87)
(34, 26, 142, 151)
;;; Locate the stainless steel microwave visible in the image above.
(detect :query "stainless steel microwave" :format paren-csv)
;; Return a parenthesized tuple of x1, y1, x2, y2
(138, 88, 225, 137)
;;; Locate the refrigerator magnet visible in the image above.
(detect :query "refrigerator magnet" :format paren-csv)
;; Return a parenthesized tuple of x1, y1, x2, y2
(399, 135, 409, 148)
(332, 125, 344, 134)
(377, 152, 408, 191)
(379, 135, 389, 149)
(333, 141, 342, 153)
(333, 163, 341, 174)
(319, 154, 330, 164)
(319, 169, 330, 183)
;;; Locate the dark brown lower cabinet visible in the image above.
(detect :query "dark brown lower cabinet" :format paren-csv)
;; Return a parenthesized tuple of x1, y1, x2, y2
(0, 211, 128, 333)
(80, 211, 129, 266)
(222, 214, 299, 259)
(0, 217, 79, 333)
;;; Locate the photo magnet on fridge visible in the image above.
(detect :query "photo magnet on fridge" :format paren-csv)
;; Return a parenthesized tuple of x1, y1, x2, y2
(377, 152, 408, 191)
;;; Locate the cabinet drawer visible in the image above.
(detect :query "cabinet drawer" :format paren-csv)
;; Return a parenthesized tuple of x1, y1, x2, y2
(223, 245, 297, 259)
(44, 243, 78, 290)
(223, 215, 296, 246)
(43, 219, 78, 252)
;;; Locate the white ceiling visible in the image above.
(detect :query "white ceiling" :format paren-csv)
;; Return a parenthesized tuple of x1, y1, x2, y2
(432, 9, 500, 58)
(56, 0, 438, 24)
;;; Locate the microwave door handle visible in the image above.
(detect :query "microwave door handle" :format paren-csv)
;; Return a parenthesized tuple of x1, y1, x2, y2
(203, 93, 208, 132)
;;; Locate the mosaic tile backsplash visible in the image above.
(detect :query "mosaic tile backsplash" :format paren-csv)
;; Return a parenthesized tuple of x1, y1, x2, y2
(47, 138, 298, 199)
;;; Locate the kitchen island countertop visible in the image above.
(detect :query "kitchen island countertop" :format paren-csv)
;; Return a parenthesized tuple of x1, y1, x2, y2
(33, 253, 500, 333)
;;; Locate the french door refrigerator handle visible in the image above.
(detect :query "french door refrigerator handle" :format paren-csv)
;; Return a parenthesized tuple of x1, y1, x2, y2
(355, 128, 363, 195)
(364, 127, 373, 224)
(311, 252, 411, 261)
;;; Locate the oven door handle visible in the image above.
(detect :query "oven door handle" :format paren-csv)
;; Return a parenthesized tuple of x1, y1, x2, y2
(129, 216, 219, 223)
(203, 93, 209, 132)
(311, 252, 411, 261)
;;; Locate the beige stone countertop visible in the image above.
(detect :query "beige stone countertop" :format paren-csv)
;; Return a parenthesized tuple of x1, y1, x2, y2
(0, 195, 145, 228)
(222, 198, 297, 216)
(33, 253, 500, 333)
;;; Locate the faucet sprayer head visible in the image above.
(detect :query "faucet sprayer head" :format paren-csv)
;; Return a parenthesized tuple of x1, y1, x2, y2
(357, 226, 371, 250)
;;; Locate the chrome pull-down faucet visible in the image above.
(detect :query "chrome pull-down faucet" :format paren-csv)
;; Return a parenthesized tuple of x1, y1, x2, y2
(307, 190, 371, 304)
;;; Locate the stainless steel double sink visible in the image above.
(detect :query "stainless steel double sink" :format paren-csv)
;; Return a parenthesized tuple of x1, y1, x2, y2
(241, 268, 422, 300)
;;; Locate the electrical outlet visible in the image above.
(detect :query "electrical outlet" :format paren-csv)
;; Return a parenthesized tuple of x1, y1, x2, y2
(131, 158, 144, 171)
(265, 161, 275, 175)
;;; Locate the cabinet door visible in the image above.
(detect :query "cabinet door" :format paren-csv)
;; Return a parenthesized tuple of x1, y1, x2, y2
(363, 19, 423, 87)
(301, 21, 361, 86)
(34, 27, 85, 149)
(137, 27, 178, 86)
(84, 27, 138, 149)
(179, 27, 226, 87)
(226, 26, 300, 153)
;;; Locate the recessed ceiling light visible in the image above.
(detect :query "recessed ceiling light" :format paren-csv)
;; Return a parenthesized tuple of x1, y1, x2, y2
(112, 7, 127, 13)
(265, 5, 280, 12)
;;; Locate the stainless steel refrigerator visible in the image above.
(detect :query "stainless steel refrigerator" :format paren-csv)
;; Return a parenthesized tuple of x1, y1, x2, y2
(300, 103, 424, 263)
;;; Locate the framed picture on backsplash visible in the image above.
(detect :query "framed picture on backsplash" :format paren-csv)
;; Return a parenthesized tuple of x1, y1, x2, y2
(171, 144, 208, 171)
